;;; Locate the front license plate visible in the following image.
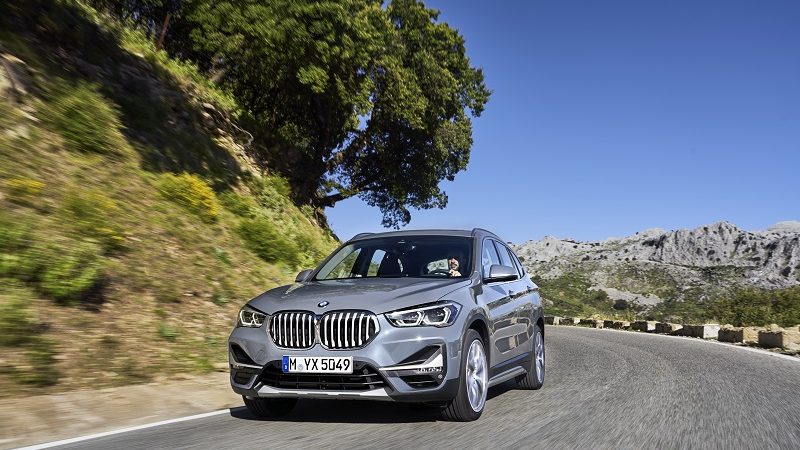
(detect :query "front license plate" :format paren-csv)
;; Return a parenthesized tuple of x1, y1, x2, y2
(282, 356, 353, 374)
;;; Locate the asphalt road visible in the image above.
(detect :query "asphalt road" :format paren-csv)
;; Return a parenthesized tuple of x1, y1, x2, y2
(50, 327, 800, 449)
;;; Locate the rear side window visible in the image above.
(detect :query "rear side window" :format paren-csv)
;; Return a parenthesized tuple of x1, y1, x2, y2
(481, 239, 501, 276)
(493, 240, 514, 267)
(508, 247, 525, 277)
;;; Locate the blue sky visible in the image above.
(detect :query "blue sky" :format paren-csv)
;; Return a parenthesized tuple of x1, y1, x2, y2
(325, 0, 800, 244)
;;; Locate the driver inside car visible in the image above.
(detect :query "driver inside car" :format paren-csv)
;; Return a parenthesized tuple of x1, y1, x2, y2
(448, 252, 464, 277)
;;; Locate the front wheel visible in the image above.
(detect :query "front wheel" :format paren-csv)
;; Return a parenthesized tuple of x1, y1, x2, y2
(517, 324, 545, 390)
(242, 396, 298, 418)
(442, 329, 488, 421)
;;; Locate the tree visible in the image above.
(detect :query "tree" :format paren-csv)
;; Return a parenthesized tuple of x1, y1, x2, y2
(179, 0, 489, 227)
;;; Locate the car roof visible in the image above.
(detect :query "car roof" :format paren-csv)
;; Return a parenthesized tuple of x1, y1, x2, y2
(348, 228, 501, 243)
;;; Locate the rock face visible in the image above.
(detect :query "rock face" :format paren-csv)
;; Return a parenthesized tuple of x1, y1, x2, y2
(512, 221, 800, 307)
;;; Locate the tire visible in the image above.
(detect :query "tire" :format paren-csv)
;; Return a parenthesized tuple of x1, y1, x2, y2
(517, 324, 545, 390)
(242, 396, 298, 418)
(442, 329, 488, 421)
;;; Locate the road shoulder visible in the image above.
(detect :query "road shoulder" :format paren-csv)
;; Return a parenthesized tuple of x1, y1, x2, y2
(0, 372, 238, 449)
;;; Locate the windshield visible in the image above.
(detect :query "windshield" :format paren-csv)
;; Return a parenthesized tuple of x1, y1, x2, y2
(315, 236, 474, 280)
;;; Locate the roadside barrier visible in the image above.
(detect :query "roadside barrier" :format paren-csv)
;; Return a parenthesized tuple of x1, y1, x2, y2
(543, 316, 800, 352)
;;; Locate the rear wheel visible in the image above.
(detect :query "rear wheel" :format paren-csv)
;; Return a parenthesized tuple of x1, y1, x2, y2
(517, 324, 545, 390)
(442, 329, 487, 421)
(242, 396, 298, 418)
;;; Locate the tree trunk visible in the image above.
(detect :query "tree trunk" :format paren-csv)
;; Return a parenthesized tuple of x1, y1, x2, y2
(155, 13, 172, 51)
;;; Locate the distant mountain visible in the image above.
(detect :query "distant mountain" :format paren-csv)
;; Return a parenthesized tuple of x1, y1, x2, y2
(512, 221, 800, 311)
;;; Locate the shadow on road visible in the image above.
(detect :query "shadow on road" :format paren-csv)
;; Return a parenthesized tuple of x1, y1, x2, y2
(229, 382, 517, 424)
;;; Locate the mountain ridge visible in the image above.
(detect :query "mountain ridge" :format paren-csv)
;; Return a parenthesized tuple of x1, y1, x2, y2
(512, 221, 800, 312)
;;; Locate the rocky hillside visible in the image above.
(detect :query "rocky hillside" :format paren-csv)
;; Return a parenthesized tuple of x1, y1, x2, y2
(512, 221, 800, 316)
(0, 1, 336, 398)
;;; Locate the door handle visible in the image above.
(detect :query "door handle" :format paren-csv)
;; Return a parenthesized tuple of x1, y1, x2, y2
(508, 290, 516, 298)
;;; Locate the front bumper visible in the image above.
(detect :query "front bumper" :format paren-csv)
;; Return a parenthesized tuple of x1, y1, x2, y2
(228, 315, 463, 403)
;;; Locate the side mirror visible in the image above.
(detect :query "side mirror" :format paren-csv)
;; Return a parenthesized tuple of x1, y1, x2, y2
(484, 264, 518, 283)
(295, 269, 313, 283)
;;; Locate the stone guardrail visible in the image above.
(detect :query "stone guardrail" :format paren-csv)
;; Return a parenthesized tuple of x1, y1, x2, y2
(544, 315, 800, 352)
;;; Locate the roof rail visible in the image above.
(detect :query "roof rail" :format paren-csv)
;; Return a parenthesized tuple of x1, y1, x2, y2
(472, 228, 499, 238)
(350, 232, 374, 241)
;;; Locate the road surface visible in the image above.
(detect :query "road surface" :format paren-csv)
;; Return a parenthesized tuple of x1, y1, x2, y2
(44, 327, 800, 449)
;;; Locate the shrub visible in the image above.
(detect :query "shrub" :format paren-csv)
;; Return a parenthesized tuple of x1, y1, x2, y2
(710, 287, 800, 327)
(39, 240, 105, 303)
(237, 217, 300, 266)
(157, 173, 220, 223)
(40, 81, 126, 154)
(218, 191, 258, 218)
(252, 175, 292, 211)
(612, 299, 629, 310)
(0, 283, 36, 346)
(64, 190, 125, 251)
(5, 178, 45, 206)
(295, 231, 329, 266)
(0, 214, 39, 280)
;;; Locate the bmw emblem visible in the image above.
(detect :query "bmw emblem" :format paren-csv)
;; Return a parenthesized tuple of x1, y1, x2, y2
(317, 301, 329, 308)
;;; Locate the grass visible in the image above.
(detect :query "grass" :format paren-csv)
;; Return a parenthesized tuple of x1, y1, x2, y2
(157, 323, 180, 342)
(15, 339, 61, 387)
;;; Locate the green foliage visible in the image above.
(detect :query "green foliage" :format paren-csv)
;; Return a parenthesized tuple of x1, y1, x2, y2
(211, 247, 232, 266)
(115, 25, 238, 111)
(0, 214, 41, 281)
(39, 240, 105, 304)
(710, 287, 800, 327)
(211, 291, 228, 306)
(252, 175, 293, 211)
(648, 297, 709, 324)
(649, 287, 800, 327)
(218, 190, 258, 217)
(177, 0, 489, 226)
(0, 202, 106, 304)
(157, 172, 220, 222)
(4, 178, 45, 207)
(607, 264, 679, 300)
(64, 190, 126, 251)
(0, 283, 36, 346)
(237, 217, 300, 266)
(534, 273, 620, 318)
(39, 81, 126, 154)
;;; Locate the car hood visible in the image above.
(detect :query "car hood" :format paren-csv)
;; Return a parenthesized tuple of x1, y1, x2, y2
(248, 277, 473, 315)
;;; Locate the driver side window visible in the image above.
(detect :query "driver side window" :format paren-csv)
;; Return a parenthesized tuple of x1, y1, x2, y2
(482, 239, 501, 277)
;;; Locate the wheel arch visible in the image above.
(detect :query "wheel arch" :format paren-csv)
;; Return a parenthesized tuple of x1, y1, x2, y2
(466, 315, 490, 364)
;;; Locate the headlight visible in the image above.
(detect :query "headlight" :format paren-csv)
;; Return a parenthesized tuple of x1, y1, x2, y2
(237, 305, 267, 328)
(385, 301, 461, 328)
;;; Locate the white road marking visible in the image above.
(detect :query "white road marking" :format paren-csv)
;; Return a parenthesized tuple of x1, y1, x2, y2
(16, 409, 233, 449)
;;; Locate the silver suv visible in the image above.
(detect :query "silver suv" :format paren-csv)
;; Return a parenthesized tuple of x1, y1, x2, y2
(229, 229, 545, 421)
